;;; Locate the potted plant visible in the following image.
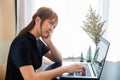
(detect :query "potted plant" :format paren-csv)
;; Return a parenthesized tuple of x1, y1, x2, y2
(82, 6, 106, 46)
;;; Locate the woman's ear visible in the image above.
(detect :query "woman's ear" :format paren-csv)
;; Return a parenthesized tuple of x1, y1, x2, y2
(35, 16, 41, 24)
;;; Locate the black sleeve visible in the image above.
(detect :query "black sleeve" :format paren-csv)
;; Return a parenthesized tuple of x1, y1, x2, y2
(10, 36, 32, 68)
(38, 40, 49, 56)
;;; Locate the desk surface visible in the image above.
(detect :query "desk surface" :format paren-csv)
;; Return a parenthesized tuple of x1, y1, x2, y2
(100, 61, 120, 80)
(46, 61, 120, 80)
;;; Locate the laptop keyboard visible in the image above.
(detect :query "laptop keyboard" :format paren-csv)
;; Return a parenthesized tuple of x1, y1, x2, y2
(75, 63, 91, 76)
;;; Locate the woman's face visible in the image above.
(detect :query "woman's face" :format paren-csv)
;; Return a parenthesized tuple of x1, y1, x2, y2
(41, 19, 56, 38)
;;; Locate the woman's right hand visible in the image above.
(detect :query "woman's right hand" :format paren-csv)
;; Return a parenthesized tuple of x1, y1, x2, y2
(63, 63, 85, 74)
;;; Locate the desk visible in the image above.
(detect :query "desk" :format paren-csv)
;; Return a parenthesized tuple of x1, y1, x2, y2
(100, 61, 120, 80)
(45, 61, 120, 80)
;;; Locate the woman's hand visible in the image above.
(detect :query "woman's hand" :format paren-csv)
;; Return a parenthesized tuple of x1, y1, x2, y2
(42, 33, 52, 45)
(64, 63, 85, 74)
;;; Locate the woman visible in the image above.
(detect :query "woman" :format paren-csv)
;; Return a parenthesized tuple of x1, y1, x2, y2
(5, 7, 85, 80)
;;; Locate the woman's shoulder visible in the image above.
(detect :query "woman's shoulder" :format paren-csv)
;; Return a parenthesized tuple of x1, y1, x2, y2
(11, 33, 28, 45)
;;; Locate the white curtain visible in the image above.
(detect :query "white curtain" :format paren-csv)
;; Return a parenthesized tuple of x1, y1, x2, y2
(107, 0, 120, 62)
(16, 0, 35, 34)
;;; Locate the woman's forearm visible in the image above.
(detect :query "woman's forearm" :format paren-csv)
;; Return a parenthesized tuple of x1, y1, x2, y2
(46, 40, 62, 62)
(36, 66, 66, 80)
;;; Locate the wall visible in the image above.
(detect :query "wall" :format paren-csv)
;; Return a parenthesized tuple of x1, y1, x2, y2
(0, 0, 16, 64)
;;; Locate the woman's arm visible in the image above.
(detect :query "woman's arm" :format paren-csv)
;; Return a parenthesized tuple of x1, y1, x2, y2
(20, 64, 85, 80)
(44, 40, 62, 63)
(42, 34, 62, 63)
(20, 65, 65, 80)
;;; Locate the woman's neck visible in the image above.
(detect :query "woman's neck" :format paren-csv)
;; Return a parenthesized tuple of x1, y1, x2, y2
(29, 26, 41, 40)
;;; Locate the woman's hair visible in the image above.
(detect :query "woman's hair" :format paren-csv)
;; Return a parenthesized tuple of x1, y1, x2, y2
(18, 7, 58, 36)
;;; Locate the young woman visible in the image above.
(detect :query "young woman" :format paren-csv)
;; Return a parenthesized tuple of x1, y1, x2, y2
(5, 7, 85, 80)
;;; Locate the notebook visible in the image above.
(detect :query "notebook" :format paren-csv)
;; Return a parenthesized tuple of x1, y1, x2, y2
(59, 37, 110, 80)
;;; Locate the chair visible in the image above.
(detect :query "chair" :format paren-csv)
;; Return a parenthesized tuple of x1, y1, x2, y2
(0, 64, 6, 80)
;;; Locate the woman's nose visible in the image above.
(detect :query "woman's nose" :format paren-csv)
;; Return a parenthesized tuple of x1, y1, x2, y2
(48, 27, 53, 33)
(50, 26, 54, 31)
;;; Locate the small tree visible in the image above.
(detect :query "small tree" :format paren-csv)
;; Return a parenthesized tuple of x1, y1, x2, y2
(80, 52, 84, 62)
(86, 46, 92, 62)
(82, 6, 106, 46)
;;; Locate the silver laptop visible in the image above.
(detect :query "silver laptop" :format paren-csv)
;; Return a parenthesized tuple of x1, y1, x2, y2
(60, 37, 110, 80)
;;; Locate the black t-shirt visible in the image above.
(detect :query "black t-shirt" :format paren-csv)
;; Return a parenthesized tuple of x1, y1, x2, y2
(5, 32, 49, 80)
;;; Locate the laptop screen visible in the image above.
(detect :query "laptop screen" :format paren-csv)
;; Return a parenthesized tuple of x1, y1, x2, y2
(92, 37, 110, 77)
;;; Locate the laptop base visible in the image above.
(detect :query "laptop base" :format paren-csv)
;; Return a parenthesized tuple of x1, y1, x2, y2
(60, 77, 98, 80)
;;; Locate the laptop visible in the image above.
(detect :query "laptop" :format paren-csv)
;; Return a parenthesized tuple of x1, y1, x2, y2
(59, 37, 110, 80)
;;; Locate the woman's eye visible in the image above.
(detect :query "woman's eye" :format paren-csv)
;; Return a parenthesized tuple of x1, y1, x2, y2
(53, 26, 55, 29)
(49, 22, 54, 25)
